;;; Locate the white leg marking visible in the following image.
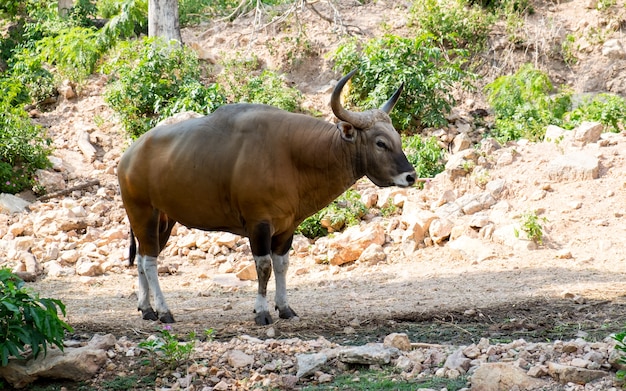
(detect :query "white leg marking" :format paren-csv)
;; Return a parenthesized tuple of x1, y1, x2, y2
(143, 256, 170, 315)
(272, 253, 289, 310)
(136, 255, 151, 311)
(253, 254, 272, 314)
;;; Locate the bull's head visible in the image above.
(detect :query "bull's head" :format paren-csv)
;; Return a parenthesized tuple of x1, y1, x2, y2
(331, 70, 416, 188)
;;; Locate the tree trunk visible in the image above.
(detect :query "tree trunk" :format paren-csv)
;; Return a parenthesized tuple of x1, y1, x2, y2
(58, 0, 73, 17)
(148, 0, 182, 42)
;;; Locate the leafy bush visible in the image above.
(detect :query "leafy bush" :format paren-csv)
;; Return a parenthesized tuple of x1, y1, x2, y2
(514, 210, 548, 245)
(98, 0, 148, 48)
(0, 268, 73, 366)
(332, 33, 472, 132)
(8, 51, 57, 105)
(0, 78, 52, 194)
(296, 189, 368, 239)
(104, 37, 226, 138)
(219, 56, 303, 112)
(403, 135, 446, 182)
(138, 326, 198, 370)
(567, 93, 626, 133)
(409, 0, 493, 52)
(484, 63, 571, 143)
(36, 26, 103, 83)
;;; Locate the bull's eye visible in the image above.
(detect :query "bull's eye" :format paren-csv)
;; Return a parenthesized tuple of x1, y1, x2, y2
(376, 140, 388, 150)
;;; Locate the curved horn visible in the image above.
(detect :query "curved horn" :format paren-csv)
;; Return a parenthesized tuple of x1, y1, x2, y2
(381, 82, 404, 114)
(331, 69, 370, 129)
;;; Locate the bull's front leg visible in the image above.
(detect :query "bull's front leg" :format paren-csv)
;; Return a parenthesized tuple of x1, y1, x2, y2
(272, 252, 298, 320)
(253, 254, 273, 325)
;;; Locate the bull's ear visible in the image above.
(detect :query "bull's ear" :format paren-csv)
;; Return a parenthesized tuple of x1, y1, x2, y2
(337, 122, 356, 143)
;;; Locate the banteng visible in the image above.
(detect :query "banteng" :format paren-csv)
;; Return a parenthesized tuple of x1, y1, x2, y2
(117, 70, 416, 325)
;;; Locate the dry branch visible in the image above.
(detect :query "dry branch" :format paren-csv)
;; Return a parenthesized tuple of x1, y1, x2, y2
(37, 179, 101, 202)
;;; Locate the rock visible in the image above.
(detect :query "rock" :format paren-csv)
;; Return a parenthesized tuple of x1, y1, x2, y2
(429, 218, 454, 244)
(470, 362, 547, 390)
(383, 333, 411, 351)
(573, 121, 603, 144)
(0, 344, 108, 388)
(226, 350, 254, 368)
(0, 193, 31, 214)
(296, 352, 328, 378)
(338, 343, 395, 365)
(327, 224, 385, 266)
(452, 132, 472, 153)
(547, 362, 608, 384)
(35, 169, 66, 192)
(358, 243, 386, 264)
(76, 131, 97, 162)
(602, 39, 626, 59)
(547, 152, 599, 182)
(236, 261, 257, 281)
(444, 348, 471, 373)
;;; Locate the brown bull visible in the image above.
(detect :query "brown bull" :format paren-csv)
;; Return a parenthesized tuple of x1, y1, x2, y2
(117, 70, 416, 325)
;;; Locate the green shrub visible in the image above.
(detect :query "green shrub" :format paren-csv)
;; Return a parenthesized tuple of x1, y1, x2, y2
(0, 268, 73, 366)
(297, 189, 368, 239)
(567, 93, 626, 133)
(104, 37, 226, 138)
(403, 135, 446, 183)
(514, 210, 547, 245)
(219, 56, 303, 112)
(36, 26, 103, 83)
(484, 63, 571, 143)
(98, 0, 148, 48)
(138, 326, 197, 370)
(332, 33, 472, 132)
(409, 0, 493, 52)
(0, 78, 52, 194)
(8, 51, 57, 105)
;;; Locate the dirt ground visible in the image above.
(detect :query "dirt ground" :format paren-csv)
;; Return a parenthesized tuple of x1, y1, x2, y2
(10, 0, 626, 370)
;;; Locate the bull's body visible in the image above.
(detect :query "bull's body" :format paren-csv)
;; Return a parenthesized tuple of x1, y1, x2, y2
(118, 71, 416, 325)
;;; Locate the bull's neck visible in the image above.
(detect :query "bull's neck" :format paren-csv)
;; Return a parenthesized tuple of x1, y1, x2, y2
(294, 121, 364, 213)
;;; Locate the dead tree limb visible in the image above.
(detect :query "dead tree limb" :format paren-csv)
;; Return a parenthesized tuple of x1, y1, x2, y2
(37, 179, 101, 202)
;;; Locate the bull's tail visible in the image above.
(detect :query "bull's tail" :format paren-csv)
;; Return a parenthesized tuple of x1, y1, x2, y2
(129, 228, 137, 267)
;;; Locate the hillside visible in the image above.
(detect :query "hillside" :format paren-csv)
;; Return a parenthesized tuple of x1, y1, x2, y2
(1, 0, 626, 389)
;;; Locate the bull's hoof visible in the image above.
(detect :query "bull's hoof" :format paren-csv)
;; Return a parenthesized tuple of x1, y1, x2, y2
(254, 311, 273, 325)
(140, 308, 158, 321)
(277, 305, 298, 320)
(159, 312, 176, 323)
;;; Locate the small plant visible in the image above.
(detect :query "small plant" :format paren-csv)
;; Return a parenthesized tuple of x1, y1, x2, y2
(0, 268, 73, 366)
(296, 189, 368, 239)
(485, 63, 571, 143)
(612, 330, 626, 381)
(138, 326, 196, 370)
(0, 78, 53, 194)
(514, 210, 548, 245)
(409, 0, 493, 52)
(104, 37, 226, 138)
(218, 55, 303, 112)
(332, 33, 472, 132)
(402, 135, 445, 184)
(566, 93, 626, 133)
(561, 33, 578, 66)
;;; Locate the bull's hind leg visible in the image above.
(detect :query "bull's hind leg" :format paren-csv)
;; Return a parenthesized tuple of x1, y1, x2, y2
(250, 222, 274, 325)
(132, 209, 176, 323)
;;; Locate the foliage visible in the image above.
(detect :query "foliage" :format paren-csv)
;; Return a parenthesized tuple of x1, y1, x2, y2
(514, 210, 547, 245)
(36, 26, 103, 83)
(296, 189, 368, 239)
(484, 63, 571, 143)
(403, 135, 446, 184)
(409, 0, 493, 52)
(104, 37, 226, 138)
(8, 51, 57, 105)
(0, 78, 52, 194)
(0, 268, 73, 366)
(98, 0, 148, 48)
(219, 56, 303, 112)
(469, 0, 533, 14)
(302, 368, 468, 390)
(612, 330, 626, 380)
(332, 33, 472, 132)
(566, 93, 626, 133)
(138, 326, 197, 369)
